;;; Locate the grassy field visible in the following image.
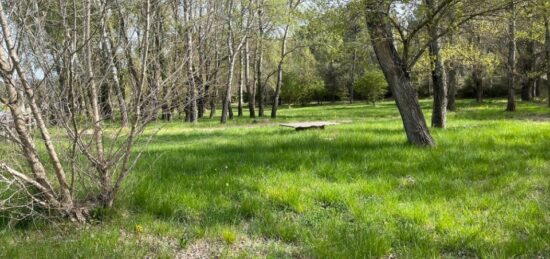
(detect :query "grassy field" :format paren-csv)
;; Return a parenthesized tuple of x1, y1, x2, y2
(1, 99, 550, 258)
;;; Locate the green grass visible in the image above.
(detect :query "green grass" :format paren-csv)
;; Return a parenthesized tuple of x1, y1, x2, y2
(1, 99, 550, 258)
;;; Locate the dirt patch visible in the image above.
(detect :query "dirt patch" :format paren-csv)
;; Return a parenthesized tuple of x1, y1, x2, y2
(119, 230, 299, 258)
(176, 236, 300, 259)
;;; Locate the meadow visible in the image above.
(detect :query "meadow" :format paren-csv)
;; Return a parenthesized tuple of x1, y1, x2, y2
(1, 99, 549, 258)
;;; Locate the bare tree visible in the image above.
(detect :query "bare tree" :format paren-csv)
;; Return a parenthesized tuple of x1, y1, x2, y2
(221, 0, 254, 123)
(271, 0, 302, 119)
(0, 0, 171, 222)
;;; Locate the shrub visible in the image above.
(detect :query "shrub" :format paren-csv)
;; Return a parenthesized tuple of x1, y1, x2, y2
(354, 69, 388, 105)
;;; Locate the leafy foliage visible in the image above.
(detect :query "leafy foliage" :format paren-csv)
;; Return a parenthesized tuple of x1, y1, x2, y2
(354, 69, 388, 105)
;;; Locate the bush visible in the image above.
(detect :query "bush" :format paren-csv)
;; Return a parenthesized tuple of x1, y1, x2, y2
(354, 69, 388, 105)
(281, 72, 326, 105)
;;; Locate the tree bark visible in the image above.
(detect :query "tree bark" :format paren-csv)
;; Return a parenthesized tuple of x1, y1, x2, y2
(184, 0, 198, 123)
(506, 0, 517, 112)
(238, 50, 245, 117)
(426, 0, 447, 128)
(365, 5, 435, 146)
(546, 16, 550, 107)
(257, 0, 265, 117)
(349, 49, 357, 104)
(0, 2, 73, 207)
(521, 40, 535, 101)
(446, 60, 458, 111)
(245, 40, 256, 118)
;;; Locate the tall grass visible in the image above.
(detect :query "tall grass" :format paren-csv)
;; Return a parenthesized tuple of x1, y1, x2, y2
(1, 99, 549, 258)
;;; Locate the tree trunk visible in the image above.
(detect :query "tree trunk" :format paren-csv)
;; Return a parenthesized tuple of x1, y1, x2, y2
(506, 0, 517, 112)
(365, 7, 435, 146)
(221, 0, 237, 124)
(426, 0, 447, 128)
(210, 49, 221, 119)
(238, 50, 245, 117)
(209, 88, 217, 119)
(349, 49, 357, 104)
(257, 0, 265, 117)
(546, 16, 550, 107)
(1, 1, 74, 207)
(521, 80, 534, 101)
(0, 74, 57, 204)
(447, 62, 458, 111)
(197, 5, 206, 119)
(184, 0, 198, 123)
(245, 40, 256, 118)
(85, 0, 110, 204)
(521, 40, 535, 101)
(99, 81, 113, 120)
(271, 23, 290, 119)
(473, 68, 483, 102)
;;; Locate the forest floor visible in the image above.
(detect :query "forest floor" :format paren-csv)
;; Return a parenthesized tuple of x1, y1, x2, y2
(1, 99, 550, 258)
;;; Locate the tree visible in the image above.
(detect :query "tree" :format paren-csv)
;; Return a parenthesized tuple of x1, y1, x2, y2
(221, 0, 254, 124)
(506, 0, 517, 112)
(425, 0, 448, 128)
(271, 0, 302, 118)
(0, 0, 170, 222)
(364, 0, 435, 146)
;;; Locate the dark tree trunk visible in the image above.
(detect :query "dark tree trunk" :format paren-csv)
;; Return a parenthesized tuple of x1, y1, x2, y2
(197, 78, 206, 119)
(209, 87, 217, 119)
(534, 79, 541, 97)
(271, 61, 284, 118)
(197, 6, 206, 119)
(365, 6, 435, 146)
(473, 68, 483, 103)
(521, 40, 536, 101)
(426, 0, 447, 128)
(349, 49, 357, 104)
(447, 63, 458, 111)
(546, 16, 550, 107)
(229, 101, 234, 120)
(521, 79, 534, 101)
(184, 96, 191, 122)
(246, 40, 256, 118)
(257, 61, 265, 117)
(99, 81, 113, 121)
(506, 0, 517, 112)
(238, 51, 244, 117)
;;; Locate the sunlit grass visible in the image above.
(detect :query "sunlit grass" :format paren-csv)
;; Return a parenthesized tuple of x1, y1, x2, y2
(1, 99, 549, 258)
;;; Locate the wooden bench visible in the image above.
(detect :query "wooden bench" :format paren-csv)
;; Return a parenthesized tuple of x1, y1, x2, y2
(279, 121, 339, 131)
